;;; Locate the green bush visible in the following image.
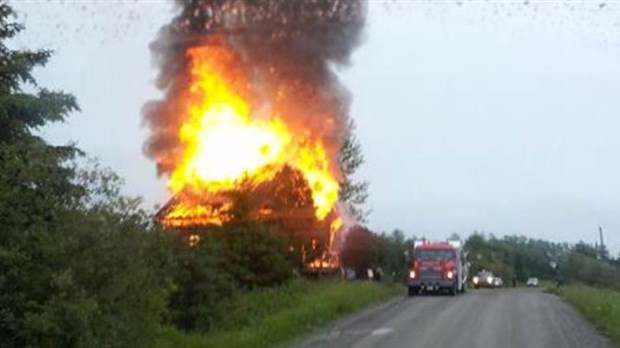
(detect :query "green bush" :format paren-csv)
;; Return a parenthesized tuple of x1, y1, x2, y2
(562, 252, 620, 289)
(168, 222, 294, 332)
(0, 154, 175, 347)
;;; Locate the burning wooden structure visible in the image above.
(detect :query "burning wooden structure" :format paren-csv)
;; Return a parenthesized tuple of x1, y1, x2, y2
(144, 1, 367, 274)
(154, 166, 340, 272)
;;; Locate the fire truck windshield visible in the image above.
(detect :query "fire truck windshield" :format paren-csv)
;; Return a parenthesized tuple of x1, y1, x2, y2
(415, 249, 454, 261)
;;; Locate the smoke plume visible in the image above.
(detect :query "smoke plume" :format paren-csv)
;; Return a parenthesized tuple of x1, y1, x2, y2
(143, 0, 367, 186)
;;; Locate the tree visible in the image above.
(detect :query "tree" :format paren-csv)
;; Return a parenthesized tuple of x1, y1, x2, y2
(167, 219, 294, 332)
(573, 241, 598, 259)
(339, 119, 370, 221)
(340, 226, 377, 278)
(0, 5, 173, 346)
(463, 232, 619, 288)
(167, 230, 234, 332)
(598, 243, 610, 261)
(0, 4, 78, 145)
(374, 229, 412, 282)
(448, 233, 462, 241)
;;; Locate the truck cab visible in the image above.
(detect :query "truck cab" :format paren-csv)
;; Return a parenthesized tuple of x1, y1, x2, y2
(408, 241, 468, 296)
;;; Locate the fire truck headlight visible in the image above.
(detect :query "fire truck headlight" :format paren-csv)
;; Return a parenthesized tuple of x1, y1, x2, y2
(409, 270, 416, 279)
(447, 271, 454, 279)
(487, 276, 493, 284)
(473, 276, 479, 284)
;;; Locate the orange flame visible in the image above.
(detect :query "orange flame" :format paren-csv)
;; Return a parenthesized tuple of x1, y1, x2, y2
(329, 217, 343, 248)
(167, 45, 339, 221)
(161, 201, 233, 227)
(306, 217, 343, 270)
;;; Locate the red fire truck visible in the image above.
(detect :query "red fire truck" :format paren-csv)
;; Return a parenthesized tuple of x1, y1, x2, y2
(407, 240, 469, 296)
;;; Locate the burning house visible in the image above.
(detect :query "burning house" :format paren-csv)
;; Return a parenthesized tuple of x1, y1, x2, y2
(144, 0, 366, 269)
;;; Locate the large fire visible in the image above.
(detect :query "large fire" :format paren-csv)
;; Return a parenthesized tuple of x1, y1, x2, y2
(166, 45, 340, 222)
(146, 0, 367, 272)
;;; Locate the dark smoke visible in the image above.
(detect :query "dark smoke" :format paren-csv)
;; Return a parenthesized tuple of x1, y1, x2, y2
(143, 0, 367, 181)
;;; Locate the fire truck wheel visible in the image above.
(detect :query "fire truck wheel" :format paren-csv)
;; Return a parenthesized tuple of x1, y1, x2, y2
(407, 286, 417, 297)
(449, 284, 457, 296)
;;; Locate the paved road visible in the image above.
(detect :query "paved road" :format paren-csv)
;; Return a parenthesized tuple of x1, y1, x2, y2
(297, 288, 610, 348)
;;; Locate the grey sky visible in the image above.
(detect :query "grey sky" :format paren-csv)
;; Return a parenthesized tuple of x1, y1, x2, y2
(11, 1, 620, 255)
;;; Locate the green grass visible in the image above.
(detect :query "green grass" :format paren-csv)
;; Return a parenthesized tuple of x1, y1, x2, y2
(152, 279, 401, 348)
(547, 284, 620, 347)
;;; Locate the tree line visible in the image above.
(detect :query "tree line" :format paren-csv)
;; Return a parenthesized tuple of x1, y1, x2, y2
(340, 229, 620, 290)
(464, 233, 620, 288)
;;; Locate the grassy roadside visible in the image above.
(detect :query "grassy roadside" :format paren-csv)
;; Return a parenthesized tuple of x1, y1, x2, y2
(547, 284, 620, 347)
(152, 279, 402, 348)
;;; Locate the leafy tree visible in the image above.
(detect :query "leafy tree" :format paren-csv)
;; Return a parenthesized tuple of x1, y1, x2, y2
(167, 230, 234, 332)
(168, 221, 293, 332)
(0, 5, 173, 346)
(573, 241, 598, 259)
(340, 226, 377, 278)
(1, 154, 175, 347)
(613, 253, 620, 267)
(562, 251, 619, 289)
(212, 222, 293, 289)
(0, 4, 78, 145)
(448, 233, 462, 241)
(339, 120, 369, 221)
(598, 243, 610, 261)
(464, 233, 563, 281)
(513, 251, 525, 281)
(374, 229, 412, 282)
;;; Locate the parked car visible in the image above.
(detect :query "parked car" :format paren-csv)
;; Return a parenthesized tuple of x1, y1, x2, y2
(526, 277, 539, 287)
(472, 270, 496, 289)
(493, 277, 503, 288)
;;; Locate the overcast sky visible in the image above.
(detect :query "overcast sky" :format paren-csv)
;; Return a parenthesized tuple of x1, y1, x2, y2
(11, 1, 620, 255)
